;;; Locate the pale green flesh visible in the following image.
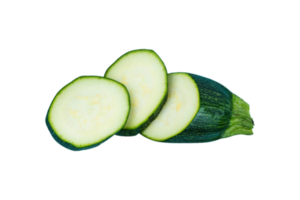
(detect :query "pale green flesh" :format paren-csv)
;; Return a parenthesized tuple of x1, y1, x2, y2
(48, 77, 130, 147)
(142, 73, 200, 141)
(105, 50, 167, 130)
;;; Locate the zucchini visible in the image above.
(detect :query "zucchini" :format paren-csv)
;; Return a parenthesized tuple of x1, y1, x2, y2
(105, 49, 168, 136)
(46, 76, 130, 150)
(141, 73, 254, 142)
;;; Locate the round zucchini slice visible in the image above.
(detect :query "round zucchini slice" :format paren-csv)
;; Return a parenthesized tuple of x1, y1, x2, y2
(46, 76, 130, 150)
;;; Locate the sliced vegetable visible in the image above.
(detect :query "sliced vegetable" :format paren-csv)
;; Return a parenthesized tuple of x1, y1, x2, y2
(142, 73, 254, 142)
(105, 49, 168, 136)
(46, 76, 130, 150)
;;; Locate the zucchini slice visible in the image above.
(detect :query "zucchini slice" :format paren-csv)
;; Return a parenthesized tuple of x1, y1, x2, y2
(105, 49, 168, 136)
(46, 76, 130, 150)
(141, 73, 254, 142)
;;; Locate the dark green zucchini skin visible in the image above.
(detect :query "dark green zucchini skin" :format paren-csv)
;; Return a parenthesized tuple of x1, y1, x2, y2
(164, 73, 253, 143)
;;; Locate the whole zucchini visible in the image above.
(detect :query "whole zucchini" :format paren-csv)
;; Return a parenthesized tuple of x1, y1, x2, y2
(141, 73, 254, 142)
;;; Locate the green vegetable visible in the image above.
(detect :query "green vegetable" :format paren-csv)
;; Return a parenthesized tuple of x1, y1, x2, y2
(46, 76, 130, 150)
(105, 49, 168, 136)
(142, 73, 254, 142)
